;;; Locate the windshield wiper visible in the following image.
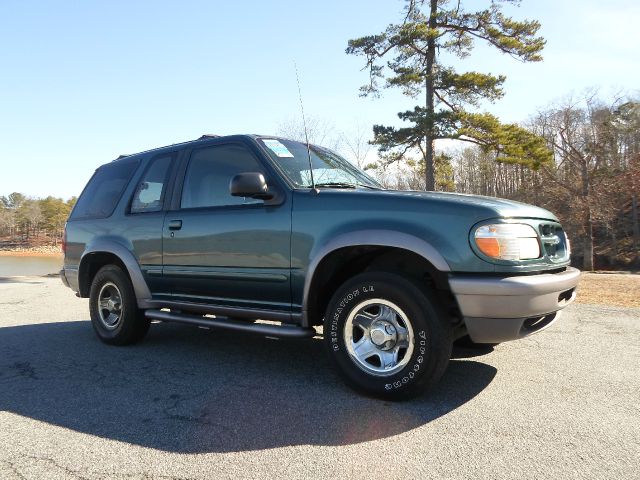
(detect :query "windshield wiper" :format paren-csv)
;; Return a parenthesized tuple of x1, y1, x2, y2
(311, 182, 383, 190)
(313, 182, 358, 189)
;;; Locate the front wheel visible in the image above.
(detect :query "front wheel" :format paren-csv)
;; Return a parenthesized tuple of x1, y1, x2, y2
(323, 272, 452, 400)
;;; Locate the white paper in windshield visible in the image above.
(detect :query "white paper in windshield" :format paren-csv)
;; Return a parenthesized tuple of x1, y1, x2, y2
(262, 139, 294, 158)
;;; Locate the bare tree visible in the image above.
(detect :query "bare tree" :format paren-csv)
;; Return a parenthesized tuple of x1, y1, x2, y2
(340, 120, 374, 169)
(276, 115, 342, 152)
(529, 95, 615, 270)
(17, 200, 43, 240)
(383, 92, 639, 269)
(0, 207, 16, 237)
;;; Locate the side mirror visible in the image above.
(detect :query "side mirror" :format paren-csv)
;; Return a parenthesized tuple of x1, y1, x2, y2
(230, 172, 273, 200)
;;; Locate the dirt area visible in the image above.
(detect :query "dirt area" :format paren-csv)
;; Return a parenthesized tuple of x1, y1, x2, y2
(576, 272, 640, 308)
(0, 236, 62, 256)
(0, 250, 62, 257)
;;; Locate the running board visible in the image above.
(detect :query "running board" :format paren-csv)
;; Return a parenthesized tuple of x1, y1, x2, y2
(144, 309, 316, 339)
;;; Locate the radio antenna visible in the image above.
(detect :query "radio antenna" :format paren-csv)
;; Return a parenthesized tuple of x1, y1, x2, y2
(294, 62, 316, 191)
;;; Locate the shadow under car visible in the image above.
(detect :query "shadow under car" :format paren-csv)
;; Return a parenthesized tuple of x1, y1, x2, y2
(0, 320, 496, 453)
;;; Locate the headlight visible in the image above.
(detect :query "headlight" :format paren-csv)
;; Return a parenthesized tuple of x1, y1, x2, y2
(474, 223, 540, 261)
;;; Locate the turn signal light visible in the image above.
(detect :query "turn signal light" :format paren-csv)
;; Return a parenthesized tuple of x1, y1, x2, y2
(473, 224, 540, 261)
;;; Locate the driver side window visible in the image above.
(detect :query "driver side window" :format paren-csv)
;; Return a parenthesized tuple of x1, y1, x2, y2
(181, 144, 265, 209)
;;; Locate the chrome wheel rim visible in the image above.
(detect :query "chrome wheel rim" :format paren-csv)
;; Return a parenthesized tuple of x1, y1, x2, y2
(344, 298, 414, 377)
(97, 282, 123, 330)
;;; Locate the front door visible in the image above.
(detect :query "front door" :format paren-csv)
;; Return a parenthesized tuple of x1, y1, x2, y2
(162, 142, 292, 312)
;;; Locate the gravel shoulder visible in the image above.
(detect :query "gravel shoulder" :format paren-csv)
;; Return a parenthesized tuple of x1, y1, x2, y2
(0, 277, 638, 479)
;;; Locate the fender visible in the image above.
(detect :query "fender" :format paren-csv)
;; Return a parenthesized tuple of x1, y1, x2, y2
(79, 238, 152, 306)
(301, 229, 451, 325)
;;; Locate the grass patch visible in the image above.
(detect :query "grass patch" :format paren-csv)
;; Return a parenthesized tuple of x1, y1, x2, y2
(576, 272, 640, 308)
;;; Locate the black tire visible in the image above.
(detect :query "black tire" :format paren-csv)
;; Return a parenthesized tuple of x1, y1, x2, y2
(323, 272, 452, 400)
(89, 265, 150, 345)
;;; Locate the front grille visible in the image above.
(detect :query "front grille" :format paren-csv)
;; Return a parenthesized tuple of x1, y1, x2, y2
(539, 223, 568, 262)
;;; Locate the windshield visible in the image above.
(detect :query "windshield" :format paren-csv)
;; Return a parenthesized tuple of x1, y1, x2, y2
(258, 138, 382, 189)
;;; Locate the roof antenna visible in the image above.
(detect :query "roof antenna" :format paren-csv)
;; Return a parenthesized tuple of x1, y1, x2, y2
(294, 62, 317, 193)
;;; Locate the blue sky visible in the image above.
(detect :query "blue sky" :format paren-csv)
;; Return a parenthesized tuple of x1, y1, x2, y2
(1, 0, 638, 199)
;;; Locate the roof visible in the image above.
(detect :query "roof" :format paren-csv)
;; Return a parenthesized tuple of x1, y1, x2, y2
(109, 134, 309, 163)
(111, 134, 256, 162)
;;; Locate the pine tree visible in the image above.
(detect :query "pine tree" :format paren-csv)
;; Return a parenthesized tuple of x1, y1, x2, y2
(347, 0, 551, 190)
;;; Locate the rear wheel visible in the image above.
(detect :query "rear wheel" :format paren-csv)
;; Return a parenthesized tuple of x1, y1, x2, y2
(323, 272, 452, 400)
(89, 265, 150, 345)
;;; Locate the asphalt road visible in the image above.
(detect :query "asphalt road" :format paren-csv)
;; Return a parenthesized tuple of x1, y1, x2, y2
(0, 276, 638, 479)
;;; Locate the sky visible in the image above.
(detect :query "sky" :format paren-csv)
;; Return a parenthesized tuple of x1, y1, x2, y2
(0, 0, 638, 199)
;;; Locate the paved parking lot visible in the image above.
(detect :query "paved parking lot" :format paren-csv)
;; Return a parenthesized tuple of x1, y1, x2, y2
(1, 276, 638, 479)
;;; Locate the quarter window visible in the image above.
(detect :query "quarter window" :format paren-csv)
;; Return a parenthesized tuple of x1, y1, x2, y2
(71, 160, 138, 219)
(181, 144, 265, 209)
(131, 154, 173, 213)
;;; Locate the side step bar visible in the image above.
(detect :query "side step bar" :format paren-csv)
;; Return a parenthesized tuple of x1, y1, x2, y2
(145, 309, 316, 339)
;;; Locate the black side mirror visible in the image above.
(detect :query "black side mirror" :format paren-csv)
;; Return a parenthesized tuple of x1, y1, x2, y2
(230, 172, 273, 200)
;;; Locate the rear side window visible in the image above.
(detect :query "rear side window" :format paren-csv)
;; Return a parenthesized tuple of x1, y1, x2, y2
(130, 154, 173, 214)
(71, 160, 138, 219)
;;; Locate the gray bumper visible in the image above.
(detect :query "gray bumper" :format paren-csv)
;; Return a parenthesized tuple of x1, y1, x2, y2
(59, 269, 70, 288)
(449, 267, 580, 343)
(60, 267, 79, 293)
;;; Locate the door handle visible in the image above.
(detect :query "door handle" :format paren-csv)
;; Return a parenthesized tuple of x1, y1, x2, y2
(168, 220, 182, 230)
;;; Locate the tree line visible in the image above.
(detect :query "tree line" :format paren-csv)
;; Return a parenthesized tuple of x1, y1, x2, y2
(0, 193, 76, 245)
(374, 94, 640, 271)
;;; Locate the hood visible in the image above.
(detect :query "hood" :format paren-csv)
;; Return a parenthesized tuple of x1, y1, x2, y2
(351, 189, 559, 222)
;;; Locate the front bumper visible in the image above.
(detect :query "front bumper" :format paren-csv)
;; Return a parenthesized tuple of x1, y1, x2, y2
(449, 266, 580, 343)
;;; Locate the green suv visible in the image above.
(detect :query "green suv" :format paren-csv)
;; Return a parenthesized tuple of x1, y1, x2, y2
(60, 134, 579, 399)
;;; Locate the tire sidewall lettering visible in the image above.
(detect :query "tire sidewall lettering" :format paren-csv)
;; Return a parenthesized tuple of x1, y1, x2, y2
(329, 286, 374, 352)
(330, 284, 429, 391)
(324, 273, 449, 398)
(384, 329, 427, 391)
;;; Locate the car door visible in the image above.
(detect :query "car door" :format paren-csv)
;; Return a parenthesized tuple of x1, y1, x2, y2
(123, 151, 178, 295)
(161, 140, 292, 312)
